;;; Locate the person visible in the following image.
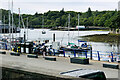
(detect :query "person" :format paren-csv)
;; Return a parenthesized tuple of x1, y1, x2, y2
(43, 46, 47, 57)
(81, 43, 87, 48)
(108, 55, 111, 62)
(46, 46, 49, 55)
(84, 43, 87, 47)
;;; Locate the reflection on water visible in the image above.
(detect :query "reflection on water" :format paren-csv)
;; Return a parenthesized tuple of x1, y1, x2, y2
(12, 29, 119, 53)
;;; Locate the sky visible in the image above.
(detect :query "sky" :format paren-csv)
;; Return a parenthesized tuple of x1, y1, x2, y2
(0, 0, 120, 15)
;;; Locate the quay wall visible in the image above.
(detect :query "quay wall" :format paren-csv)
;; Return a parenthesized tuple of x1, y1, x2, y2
(1, 67, 86, 80)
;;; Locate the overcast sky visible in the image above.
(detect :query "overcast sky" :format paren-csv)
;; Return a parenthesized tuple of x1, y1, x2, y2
(0, 0, 119, 14)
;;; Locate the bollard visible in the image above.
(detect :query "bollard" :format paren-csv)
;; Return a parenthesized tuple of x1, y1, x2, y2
(85, 51, 87, 58)
(53, 49, 55, 56)
(53, 33, 55, 42)
(63, 48, 65, 57)
(111, 52, 114, 62)
(97, 51, 100, 61)
(74, 50, 76, 57)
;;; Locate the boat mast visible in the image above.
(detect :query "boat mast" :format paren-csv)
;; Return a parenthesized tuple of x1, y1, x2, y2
(68, 14, 70, 45)
(8, 0, 11, 45)
(78, 14, 80, 45)
(21, 15, 26, 42)
(18, 8, 21, 37)
(27, 17, 28, 40)
(11, 0, 14, 44)
(4, 15, 5, 33)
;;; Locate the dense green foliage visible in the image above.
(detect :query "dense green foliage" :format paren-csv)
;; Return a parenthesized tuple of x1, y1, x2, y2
(1, 8, 120, 28)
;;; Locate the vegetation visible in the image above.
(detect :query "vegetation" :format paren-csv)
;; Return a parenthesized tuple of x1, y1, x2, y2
(81, 34, 120, 44)
(1, 8, 120, 29)
(75, 57, 86, 59)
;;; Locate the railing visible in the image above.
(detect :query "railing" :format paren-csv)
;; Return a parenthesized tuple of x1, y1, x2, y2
(51, 48, 120, 62)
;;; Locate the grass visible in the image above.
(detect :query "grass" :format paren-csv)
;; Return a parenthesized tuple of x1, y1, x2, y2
(75, 57, 86, 59)
(81, 33, 120, 44)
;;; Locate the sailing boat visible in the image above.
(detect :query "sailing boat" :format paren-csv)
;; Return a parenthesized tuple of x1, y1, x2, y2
(61, 14, 92, 51)
(42, 16, 46, 34)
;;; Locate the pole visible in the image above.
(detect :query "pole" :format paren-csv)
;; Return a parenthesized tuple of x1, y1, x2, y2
(4, 15, 5, 33)
(68, 14, 70, 45)
(111, 52, 114, 62)
(90, 47, 92, 60)
(18, 8, 21, 37)
(63, 48, 65, 57)
(97, 51, 100, 61)
(53, 49, 55, 56)
(27, 17, 28, 40)
(12, 0, 14, 45)
(85, 51, 87, 58)
(8, 0, 12, 50)
(53, 33, 55, 42)
(74, 50, 76, 57)
(78, 14, 80, 46)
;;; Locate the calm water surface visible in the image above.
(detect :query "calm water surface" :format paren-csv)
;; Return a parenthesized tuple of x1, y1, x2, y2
(12, 29, 119, 53)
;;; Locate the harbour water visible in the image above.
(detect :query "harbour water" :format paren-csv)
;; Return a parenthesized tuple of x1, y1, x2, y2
(9, 29, 119, 53)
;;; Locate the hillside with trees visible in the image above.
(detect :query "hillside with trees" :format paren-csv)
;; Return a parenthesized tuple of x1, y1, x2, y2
(1, 8, 119, 29)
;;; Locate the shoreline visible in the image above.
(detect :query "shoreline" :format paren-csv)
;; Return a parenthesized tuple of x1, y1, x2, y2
(81, 34, 120, 44)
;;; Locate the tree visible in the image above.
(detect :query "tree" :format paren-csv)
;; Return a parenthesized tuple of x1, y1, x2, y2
(87, 7, 92, 17)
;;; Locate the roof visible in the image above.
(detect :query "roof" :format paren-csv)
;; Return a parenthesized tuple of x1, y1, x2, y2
(60, 69, 102, 77)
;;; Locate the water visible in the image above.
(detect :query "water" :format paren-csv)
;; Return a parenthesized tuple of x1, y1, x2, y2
(2, 29, 119, 53)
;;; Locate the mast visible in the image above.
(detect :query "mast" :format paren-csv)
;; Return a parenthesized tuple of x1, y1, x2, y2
(68, 14, 70, 45)
(18, 8, 21, 37)
(4, 15, 5, 33)
(11, 0, 14, 44)
(21, 15, 26, 42)
(78, 14, 80, 45)
(8, 0, 11, 45)
(78, 14, 80, 26)
(27, 17, 28, 40)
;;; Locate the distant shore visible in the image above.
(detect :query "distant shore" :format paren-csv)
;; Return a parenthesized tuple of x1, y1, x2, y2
(81, 33, 120, 44)
(27, 27, 109, 31)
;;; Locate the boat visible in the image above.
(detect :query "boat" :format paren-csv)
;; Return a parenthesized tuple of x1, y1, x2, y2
(61, 14, 92, 52)
(16, 27, 21, 33)
(61, 41, 92, 52)
(42, 30, 46, 34)
(42, 16, 46, 34)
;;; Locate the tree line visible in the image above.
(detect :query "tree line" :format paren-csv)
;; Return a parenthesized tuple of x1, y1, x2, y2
(1, 8, 120, 29)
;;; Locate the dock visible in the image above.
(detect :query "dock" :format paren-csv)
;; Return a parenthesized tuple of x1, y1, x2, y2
(0, 50, 119, 79)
